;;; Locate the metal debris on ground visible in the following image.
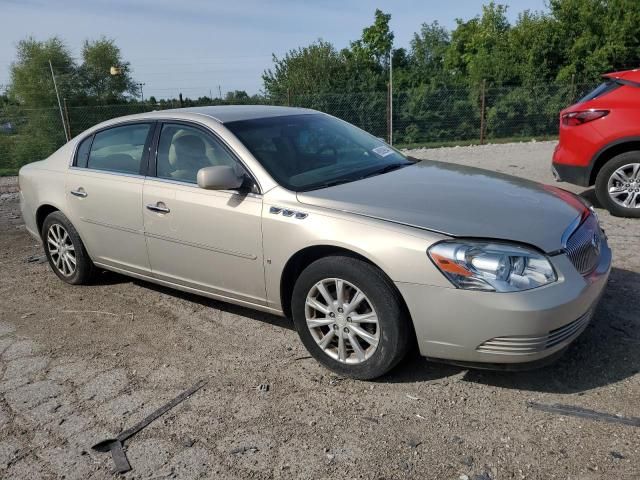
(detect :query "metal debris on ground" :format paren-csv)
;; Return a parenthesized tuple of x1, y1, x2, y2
(92, 379, 207, 474)
(406, 439, 422, 449)
(231, 446, 259, 455)
(527, 401, 640, 427)
(460, 455, 474, 467)
(25, 254, 47, 264)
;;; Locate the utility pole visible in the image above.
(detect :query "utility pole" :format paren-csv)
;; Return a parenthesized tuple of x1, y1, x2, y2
(49, 59, 69, 142)
(389, 51, 393, 146)
(63, 98, 71, 139)
(479, 79, 486, 145)
(218, 85, 222, 99)
(136, 82, 145, 103)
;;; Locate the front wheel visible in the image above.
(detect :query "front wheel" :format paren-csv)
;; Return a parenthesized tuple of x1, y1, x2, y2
(595, 152, 640, 217)
(291, 255, 412, 380)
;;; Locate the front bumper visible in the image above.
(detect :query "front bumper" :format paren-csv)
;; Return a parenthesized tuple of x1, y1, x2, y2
(396, 239, 611, 366)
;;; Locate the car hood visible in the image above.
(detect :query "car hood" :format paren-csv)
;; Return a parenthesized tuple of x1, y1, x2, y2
(297, 160, 585, 253)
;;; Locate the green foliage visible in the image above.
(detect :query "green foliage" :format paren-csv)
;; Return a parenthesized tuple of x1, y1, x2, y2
(77, 37, 137, 103)
(262, 40, 347, 97)
(8, 37, 77, 106)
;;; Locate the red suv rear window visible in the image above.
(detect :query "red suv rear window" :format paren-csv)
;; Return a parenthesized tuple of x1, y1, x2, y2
(577, 80, 621, 103)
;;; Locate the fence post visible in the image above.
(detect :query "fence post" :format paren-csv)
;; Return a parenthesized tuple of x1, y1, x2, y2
(387, 81, 391, 144)
(479, 79, 486, 145)
(63, 98, 71, 139)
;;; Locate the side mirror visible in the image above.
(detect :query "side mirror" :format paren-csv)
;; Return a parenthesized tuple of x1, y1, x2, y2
(197, 165, 244, 190)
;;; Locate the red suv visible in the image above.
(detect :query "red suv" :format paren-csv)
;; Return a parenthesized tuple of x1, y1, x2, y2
(552, 69, 640, 217)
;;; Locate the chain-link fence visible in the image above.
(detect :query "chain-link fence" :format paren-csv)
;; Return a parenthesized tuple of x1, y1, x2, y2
(0, 81, 598, 175)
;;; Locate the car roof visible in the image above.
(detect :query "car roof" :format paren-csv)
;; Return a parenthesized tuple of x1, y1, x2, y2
(154, 105, 318, 123)
(603, 68, 640, 84)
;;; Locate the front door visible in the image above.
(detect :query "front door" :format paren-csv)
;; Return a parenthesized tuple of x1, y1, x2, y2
(65, 122, 154, 275)
(142, 122, 266, 305)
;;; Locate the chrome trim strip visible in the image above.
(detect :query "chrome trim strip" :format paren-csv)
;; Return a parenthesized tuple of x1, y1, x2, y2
(561, 214, 583, 248)
(69, 166, 146, 180)
(144, 232, 257, 260)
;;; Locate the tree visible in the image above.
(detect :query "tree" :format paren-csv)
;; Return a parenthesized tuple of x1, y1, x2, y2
(224, 90, 250, 101)
(77, 37, 137, 103)
(548, 0, 640, 83)
(351, 9, 394, 68)
(444, 2, 514, 86)
(262, 40, 347, 98)
(8, 37, 77, 106)
(403, 21, 450, 88)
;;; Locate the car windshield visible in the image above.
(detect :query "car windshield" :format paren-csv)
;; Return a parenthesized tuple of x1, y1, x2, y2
(225, 114, 411, 191)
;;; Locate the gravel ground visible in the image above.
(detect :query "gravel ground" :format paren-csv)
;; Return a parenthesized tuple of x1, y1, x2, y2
(0, 142, 639, 479)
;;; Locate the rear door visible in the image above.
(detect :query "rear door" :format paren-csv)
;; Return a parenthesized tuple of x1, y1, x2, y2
(142, 121, 266, 305)
(65, 122, 155, 275)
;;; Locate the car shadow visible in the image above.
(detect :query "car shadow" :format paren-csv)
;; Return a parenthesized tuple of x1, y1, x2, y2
(579, 187, 601, 208)
(91, 269, 295, 331)
(382, 267, 640, 394)
(92, 265, 639, 393)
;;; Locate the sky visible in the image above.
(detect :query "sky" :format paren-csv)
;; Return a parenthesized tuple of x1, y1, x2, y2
(0, 0, 548, 99)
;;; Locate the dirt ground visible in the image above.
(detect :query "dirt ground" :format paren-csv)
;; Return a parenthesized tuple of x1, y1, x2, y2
(1, 141, 639, 479)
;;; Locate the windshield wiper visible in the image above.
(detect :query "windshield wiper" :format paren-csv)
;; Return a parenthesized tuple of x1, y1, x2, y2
(304, 163, 412, 191)
(360, 162, 412, 179)
(305, 177, 358, 190)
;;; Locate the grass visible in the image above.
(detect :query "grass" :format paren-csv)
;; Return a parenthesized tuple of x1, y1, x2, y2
(0, 168, 18, 177)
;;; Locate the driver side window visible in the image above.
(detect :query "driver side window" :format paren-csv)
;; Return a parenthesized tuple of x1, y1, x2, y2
(156, 123, 237, 184)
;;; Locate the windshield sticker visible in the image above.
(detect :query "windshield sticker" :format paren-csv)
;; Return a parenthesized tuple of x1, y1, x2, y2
(372, 146, 394, 157)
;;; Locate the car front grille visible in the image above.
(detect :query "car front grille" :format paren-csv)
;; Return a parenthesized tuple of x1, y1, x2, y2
(476, 310, 592, 355)
(565, 214, 602, 276)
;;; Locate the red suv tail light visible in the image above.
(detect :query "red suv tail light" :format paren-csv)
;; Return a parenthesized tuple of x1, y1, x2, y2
(561, 110, 609, 126)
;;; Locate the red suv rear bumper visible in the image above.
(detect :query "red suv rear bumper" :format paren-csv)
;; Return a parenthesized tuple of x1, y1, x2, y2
(552, 145, 591, 187)
(552, 121, 605, 187)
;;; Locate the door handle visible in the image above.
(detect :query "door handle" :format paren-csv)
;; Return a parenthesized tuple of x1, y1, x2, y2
(146, 202, 170, 214)
(70, 188, 87, 198)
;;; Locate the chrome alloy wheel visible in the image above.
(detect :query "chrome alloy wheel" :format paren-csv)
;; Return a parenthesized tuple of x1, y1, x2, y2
(305, 278, 379, 364)
(608, 163, 640, 208)
(46, 223, 76, 277)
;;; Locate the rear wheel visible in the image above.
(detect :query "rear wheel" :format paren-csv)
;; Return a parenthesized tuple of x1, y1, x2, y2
(291, 255, 411, 380)
(595, 151, 640, 217)
(42, 211, 95, 285)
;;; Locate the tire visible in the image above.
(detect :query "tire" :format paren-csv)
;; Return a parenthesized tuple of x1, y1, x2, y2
(291, 255, 412, 380)
(42, 211, 95, 285)
(595, 151, 640, 218)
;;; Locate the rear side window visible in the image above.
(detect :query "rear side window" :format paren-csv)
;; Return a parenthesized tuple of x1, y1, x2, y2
(577, 80, 621, 103)
(87, 123, 152, 175)
(75, 135, 93, 168)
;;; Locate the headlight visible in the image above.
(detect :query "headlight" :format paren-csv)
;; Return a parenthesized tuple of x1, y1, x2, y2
(428, 240, 557, 292)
